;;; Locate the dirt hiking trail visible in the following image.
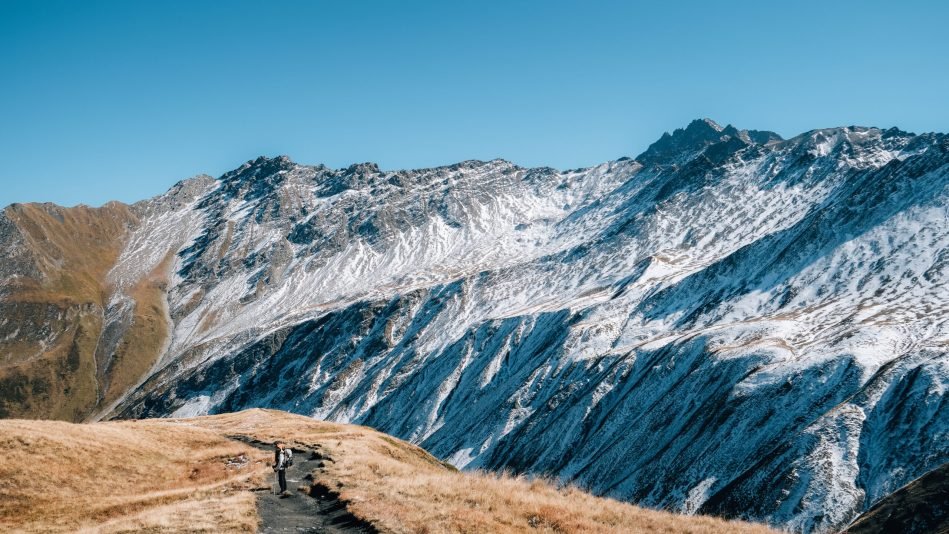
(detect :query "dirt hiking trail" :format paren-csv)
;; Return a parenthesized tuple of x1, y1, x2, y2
(245, 440, 376, 533)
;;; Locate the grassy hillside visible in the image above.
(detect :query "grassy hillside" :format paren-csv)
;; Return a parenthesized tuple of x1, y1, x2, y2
(0, 417, 264, 533)
(0, 202, 170, 421)
(0, 409, 777, 533)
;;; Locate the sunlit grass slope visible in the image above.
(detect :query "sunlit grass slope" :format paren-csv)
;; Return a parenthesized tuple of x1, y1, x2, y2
(1, 409, 778, 533)
(195, 409, 776, 534)
(0, 202, 170, 422)
(0, 417, 265, 533)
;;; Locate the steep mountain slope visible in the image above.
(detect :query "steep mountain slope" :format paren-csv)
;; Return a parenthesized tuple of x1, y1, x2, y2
(0, 202, 149, 420)
(2, 119, 947, 532)
(845, 461, 949, 533)
(0, 175, 215, 421)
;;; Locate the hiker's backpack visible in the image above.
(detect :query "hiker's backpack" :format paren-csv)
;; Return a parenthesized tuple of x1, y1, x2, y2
(284, 448, 293, 468)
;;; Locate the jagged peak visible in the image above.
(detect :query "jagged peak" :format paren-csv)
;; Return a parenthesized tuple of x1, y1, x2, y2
(342, 162, 381, 175)
(224, 155, 295, 177)
(216, 156, 299, 192)
(251, 154, 294, 166)
(636, 118, 734, 165)
(636, 119, 783, 166)
(691, 117, 724, 132)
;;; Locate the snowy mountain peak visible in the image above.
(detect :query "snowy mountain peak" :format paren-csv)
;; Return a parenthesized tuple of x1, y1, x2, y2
(636, 118, 782, 166)
(342, 161, 381, 175)
(685, 117, 724, 132)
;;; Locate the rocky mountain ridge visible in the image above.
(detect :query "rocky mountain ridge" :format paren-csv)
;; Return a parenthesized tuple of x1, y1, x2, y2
(1, 119, 946, 532)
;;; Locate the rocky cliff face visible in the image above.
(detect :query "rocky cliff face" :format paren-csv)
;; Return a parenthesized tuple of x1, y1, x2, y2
(2, 120, 947, 532)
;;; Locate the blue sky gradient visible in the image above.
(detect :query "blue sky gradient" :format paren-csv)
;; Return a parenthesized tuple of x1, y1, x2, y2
(2, 0, 947, 206)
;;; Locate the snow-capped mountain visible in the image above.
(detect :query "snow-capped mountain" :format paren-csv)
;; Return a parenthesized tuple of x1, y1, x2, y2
(2, 119, 947, 532)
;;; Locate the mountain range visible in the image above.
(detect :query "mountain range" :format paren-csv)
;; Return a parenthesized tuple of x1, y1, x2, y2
(1, 118, 946, 532)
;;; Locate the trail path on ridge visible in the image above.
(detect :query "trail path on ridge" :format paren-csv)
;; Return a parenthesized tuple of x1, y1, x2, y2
(244, 441, 375, 534)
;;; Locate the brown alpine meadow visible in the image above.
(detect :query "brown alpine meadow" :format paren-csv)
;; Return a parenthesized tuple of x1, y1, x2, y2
(0, 408, 776, 533)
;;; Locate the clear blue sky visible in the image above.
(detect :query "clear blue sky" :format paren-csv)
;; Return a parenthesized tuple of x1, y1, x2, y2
(2, 1, 947, 207)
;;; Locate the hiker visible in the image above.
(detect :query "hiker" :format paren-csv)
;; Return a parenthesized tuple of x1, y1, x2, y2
(273, 442, 291, 495)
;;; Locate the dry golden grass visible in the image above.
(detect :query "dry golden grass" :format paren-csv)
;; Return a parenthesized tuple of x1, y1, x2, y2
(3, 202, 138, 307)
(0, 417, 268, 533)
(1, 409, 778, 533)
(75, 493, 258, 534)
(189, 409, 778, 534)
(0, 202, 178, 421)
(0, 202, 177, 422)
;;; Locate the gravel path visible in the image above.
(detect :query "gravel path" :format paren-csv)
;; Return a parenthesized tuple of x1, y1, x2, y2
(245, 441, 376, 534)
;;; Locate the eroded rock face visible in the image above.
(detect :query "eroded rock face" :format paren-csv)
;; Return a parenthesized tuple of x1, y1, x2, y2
(3, 120, 948, 532)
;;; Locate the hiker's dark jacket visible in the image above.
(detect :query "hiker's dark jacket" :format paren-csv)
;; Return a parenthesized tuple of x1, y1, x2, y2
(274, 448, 288, 470)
